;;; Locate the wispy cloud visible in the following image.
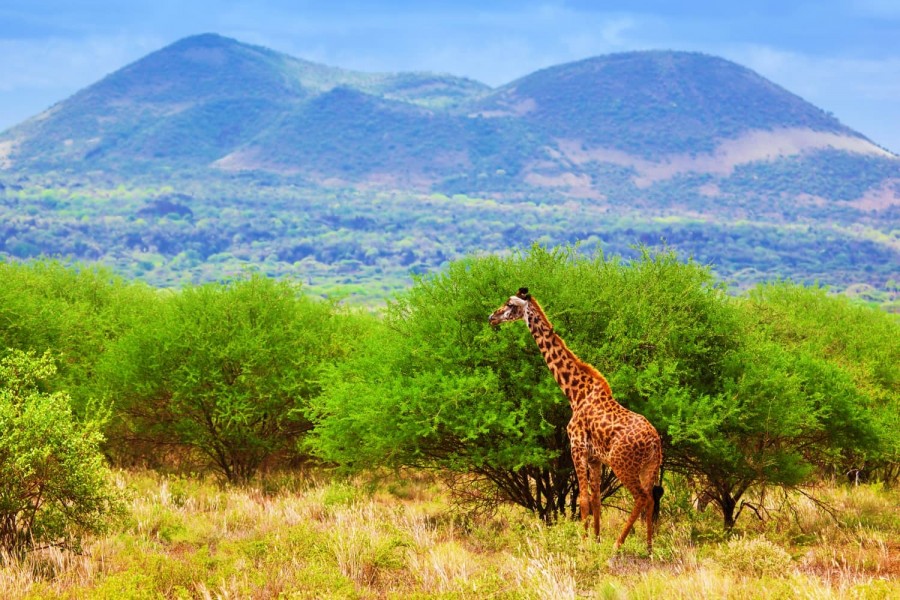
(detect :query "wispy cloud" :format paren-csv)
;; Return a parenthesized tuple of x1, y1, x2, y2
(0, 35, 160, 92)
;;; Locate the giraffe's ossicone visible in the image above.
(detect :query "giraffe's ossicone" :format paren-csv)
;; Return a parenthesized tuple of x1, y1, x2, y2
(489, 287, 664, 553)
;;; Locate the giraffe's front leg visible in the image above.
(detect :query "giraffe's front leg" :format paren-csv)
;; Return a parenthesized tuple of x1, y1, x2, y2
(569, 438, 591, 535)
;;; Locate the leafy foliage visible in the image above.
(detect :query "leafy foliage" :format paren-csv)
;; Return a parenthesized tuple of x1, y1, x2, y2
(0, 253, 895, 532)
(0, 349, 124, 554)
(1, 178, 896, 308)
(742, 282, 900, 481)
(307, 246, 895, 526)
(98, 275, 342, 482)
(0, 258, 155, 416)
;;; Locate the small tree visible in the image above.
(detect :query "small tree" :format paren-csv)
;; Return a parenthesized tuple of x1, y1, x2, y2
(100, 275, 339, 482)
(0, 349, 124, 555)
(665, 337, 880, 528)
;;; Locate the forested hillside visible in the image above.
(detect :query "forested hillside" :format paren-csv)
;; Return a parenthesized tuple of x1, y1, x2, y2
(1, 176, 896, 306)
(0, 33, 898, 304)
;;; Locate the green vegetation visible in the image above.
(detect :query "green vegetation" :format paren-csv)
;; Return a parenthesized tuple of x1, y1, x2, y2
(0, 350, 124, 555)
(98, 275, 345, 482)
(0, 252, 896, 596)
(0, 259, 156, 417)
(2, 253, 897, 512)
(308, 247, 895, 528)
(1, 176, 897, 308)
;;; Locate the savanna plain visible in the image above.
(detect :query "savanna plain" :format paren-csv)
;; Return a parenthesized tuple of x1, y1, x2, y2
(2, 469, 897, 599)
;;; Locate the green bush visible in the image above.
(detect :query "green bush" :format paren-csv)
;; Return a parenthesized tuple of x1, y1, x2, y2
(0, 349, 124, 554)
(0, 259, 155, 418)
(99, 274, 342, 482)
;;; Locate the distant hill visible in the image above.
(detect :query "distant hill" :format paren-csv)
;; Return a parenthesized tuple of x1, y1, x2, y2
(0, 34, 897, 305)
(476, 52, 857, 156)
(4, 34, 895, 185)
(0, 34, 489, 173)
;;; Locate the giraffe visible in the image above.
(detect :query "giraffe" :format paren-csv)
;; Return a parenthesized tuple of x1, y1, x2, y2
(489, 287, 664, 552)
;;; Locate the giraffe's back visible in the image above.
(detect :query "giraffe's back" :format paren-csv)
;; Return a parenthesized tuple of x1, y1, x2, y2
(571, 403, 661, 478)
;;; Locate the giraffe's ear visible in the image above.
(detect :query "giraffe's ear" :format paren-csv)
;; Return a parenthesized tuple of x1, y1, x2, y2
(517, 287, 530, 300)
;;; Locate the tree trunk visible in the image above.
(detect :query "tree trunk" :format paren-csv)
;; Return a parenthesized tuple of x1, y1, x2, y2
(720, 494, 737, 529)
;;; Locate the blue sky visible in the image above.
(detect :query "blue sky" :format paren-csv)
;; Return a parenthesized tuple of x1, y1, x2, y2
(2, 0, 900, 153)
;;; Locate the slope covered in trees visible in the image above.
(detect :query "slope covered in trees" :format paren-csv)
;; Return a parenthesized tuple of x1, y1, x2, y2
(1, 34, 897, 302)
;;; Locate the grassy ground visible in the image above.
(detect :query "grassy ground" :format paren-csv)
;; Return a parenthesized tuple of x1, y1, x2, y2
(1, 470, 897, 599)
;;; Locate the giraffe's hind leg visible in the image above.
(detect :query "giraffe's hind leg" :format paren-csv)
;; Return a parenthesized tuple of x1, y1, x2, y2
(613, 485, 650, 550)
(613, 458, 662, 552)
(588, 457, 603, 538)
(644, 487, 660, 552)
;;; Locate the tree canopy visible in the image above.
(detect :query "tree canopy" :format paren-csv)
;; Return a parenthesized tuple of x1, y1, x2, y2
(97, 274, 343, 482)
(0, 349, 124, 554)
(307, 246, 895, 526)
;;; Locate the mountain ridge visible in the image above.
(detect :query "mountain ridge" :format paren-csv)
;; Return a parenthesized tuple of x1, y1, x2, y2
(3, 33, 895, 184)
(0, 34, 897, 305)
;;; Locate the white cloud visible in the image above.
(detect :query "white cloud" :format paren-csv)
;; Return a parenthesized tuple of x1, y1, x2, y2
(852, 0, 900, 18)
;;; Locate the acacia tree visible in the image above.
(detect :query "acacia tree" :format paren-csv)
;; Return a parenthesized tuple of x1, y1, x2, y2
(308, 246, 736, 520)
(308, 247, 583, 521)
(668, 336, 880, 527)
(743, 282, 899, 485)
(308, 245, 890, 527)
(99, 275, 340, 482)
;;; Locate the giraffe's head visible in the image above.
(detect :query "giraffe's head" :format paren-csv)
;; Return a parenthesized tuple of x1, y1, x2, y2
(488, 287, 531, 326)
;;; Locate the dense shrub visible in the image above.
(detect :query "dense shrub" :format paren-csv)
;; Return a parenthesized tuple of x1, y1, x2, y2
(0, 349, 124, 554)
(0, 259, 154, 417)
(98, 274, 342, 482)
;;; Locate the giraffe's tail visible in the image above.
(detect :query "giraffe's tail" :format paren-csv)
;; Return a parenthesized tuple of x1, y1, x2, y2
(652, 485, 664, 523)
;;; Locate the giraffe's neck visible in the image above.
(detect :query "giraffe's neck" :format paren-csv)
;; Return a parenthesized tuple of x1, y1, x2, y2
(524, 299, 613, 411)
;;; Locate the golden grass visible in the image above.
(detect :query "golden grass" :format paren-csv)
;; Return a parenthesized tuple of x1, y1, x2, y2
(0, 471, 897, 599)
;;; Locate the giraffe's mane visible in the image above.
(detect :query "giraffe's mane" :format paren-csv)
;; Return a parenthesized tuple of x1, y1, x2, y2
(529, 297, 613, 395)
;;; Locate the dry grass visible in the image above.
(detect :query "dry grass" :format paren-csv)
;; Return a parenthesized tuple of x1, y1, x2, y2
(0, 471, 897, 599)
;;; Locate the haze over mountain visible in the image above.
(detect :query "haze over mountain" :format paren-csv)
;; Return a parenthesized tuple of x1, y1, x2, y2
(0, 34, 897, 305)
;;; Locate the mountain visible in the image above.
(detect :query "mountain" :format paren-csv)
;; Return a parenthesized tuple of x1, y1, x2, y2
(0, 34, 490, 173)
(476, 51, 857, 156)
(0, 34, 897, 306)
(2, 34, 896, 193)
